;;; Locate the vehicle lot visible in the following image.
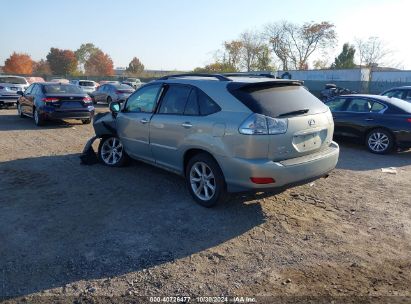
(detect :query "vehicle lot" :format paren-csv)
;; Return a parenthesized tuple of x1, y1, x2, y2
(0, 107, 410, 302)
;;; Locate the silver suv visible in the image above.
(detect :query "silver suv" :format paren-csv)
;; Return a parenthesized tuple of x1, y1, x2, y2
(0, 75, 30, 108)
(89, 74, 339, 207)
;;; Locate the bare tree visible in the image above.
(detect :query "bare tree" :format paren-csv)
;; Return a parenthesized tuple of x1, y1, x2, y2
(239, 31, 265, 72)
(355, 37, 393, 68)
(265, 21, 337, 70)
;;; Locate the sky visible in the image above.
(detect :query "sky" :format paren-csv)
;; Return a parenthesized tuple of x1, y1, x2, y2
(0, 0, 409, 71)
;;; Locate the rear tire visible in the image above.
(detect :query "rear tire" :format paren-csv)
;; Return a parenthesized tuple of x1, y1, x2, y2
(106, 96, 112, 104)
(185, 153, 227, 207)
(33, 108, 44, 126)
(366, 128, 394, 154)
(98, 136, 129, 167)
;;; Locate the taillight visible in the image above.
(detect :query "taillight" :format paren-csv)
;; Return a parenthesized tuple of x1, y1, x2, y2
(239, 113, 288, 135)
(83, 96, 92, 102)
(407, 118, 411, 123)
(42, 97, 59, 102)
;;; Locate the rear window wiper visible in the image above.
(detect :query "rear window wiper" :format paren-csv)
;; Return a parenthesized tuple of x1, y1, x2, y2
(278, 109, 309, 117)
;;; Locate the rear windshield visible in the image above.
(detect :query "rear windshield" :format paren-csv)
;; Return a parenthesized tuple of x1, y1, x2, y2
(228, 82, 328, 117)
(79, 81, 95, 87)
(0, 76, 27, 84)
(44, 84, 83, 94)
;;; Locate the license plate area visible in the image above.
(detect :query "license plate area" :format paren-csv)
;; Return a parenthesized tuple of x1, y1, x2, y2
(293, 131, 325, 152)
(60, 101, 83, 109)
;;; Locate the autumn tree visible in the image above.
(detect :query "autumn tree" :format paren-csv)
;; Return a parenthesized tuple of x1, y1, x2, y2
(193, 62, 237, 73)
(46, 48, 78, 75)
(84, 50, 114, 76)
(265, 21, 337, 70)
(3, 52, 34, 74)
(33, 59, 52, 75)
(332, 43, 356, 69)
(223, 40, 243, 70)
(126, 57, 145, 75)
(75, 43, 100, 71)
(355, 37, 392, 68)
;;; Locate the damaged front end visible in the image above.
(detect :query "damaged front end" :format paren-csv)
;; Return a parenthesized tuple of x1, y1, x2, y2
(80, 112, 118, 165)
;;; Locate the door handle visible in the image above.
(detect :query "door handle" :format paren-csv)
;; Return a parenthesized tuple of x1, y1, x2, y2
(182, 122, 193, 128)
(140, 118, 149, 124)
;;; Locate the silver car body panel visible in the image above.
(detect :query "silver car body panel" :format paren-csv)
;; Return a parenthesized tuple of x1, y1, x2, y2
(110, 77, 339, 192)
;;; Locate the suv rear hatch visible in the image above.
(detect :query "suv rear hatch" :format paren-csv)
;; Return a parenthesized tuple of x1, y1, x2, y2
(228, 81, 334, 161)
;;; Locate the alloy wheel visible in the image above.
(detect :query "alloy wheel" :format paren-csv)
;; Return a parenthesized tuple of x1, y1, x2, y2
(101, 137, 123, 165)
(189, 162, 216, 201)
(368, 132, 389, 152)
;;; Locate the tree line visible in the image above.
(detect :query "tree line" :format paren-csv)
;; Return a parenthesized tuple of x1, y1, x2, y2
(2, 43, 145, 77)
(194, 21, 395, 73)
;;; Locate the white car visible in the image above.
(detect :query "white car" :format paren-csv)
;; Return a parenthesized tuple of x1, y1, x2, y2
(70, 80, 98, 94)
(122, 78, 143, 89)
(0, 75, 30, 108)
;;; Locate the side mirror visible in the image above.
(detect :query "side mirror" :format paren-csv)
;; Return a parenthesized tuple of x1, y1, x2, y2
(109, 101, 121, 116)
(17, 91, 24, 96)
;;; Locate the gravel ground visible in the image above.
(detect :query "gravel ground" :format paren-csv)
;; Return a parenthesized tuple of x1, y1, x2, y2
(0, 106, 410, 303)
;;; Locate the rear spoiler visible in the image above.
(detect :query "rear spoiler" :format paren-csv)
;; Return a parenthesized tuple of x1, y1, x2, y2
(227, 80, 304, 91)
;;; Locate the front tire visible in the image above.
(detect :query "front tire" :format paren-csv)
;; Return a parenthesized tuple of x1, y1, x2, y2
(185, 153, 226, 207)
(17, 103, 25, 118)
(33, 108, 44, 126)
(366, 128, 394, 154)
(98, 136, 129, 167)
(82, 119, 91, 124)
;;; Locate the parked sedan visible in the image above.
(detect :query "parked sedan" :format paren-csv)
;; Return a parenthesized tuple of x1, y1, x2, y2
(325, 94, 411, 153)
(17, 83, 95, 126)
(90, 83, 134, 104)
(381, 86, 411, 102)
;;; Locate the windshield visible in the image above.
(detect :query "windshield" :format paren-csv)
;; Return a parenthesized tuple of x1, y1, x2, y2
(79, 81, 95, 87)
(44, 84, 83, 94)
(0, 76, 27, 85)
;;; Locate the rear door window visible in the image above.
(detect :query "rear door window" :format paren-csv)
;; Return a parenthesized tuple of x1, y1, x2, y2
(346, 98, 371, 112)
(370, 101, 386, 113)
(158, 85, 192, 115)
(184, 89, 200, 115)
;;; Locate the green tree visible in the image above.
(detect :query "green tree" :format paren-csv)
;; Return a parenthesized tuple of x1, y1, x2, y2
(126, 57, 145, 75)
(332, 43, 356, 69)
(75, 43, 100, 70)
(46, 48, 78, 75)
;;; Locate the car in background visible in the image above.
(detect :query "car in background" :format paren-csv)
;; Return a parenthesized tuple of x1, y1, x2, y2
(49, 78, 70, 84)
(325, 94, 411, 154)
(122, 78, 143, 89)
(0, 75, 30, 108)
(26, 76, 45, 84)
(90, 73, 339, 207)
(99, 80, 120, 86)
(70, 79, 98, 94)
(16, 82, 94, 126)
(90, 83, 134, 104)
(380, 86, 411, 102)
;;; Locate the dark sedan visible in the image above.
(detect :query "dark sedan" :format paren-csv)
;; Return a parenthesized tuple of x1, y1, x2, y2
(90, 83, 134, 105)
(17, 83, 95, 126)
(381, 86, 411, 102)
(325, 94, 411, 154)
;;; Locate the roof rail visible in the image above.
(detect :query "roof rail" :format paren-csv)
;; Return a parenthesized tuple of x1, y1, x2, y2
(158, 73, 232, 81)
(223, 72, 277, 78)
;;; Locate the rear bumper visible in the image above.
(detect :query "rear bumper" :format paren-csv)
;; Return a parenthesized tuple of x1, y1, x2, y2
(394, 130, 411, 149)
(0, 96, 18, 105)
(218, 141, 339, 192)
(41, 109, 95, 120)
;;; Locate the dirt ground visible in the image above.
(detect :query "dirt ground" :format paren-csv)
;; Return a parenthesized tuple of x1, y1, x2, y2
(0, 106, 410, 303)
